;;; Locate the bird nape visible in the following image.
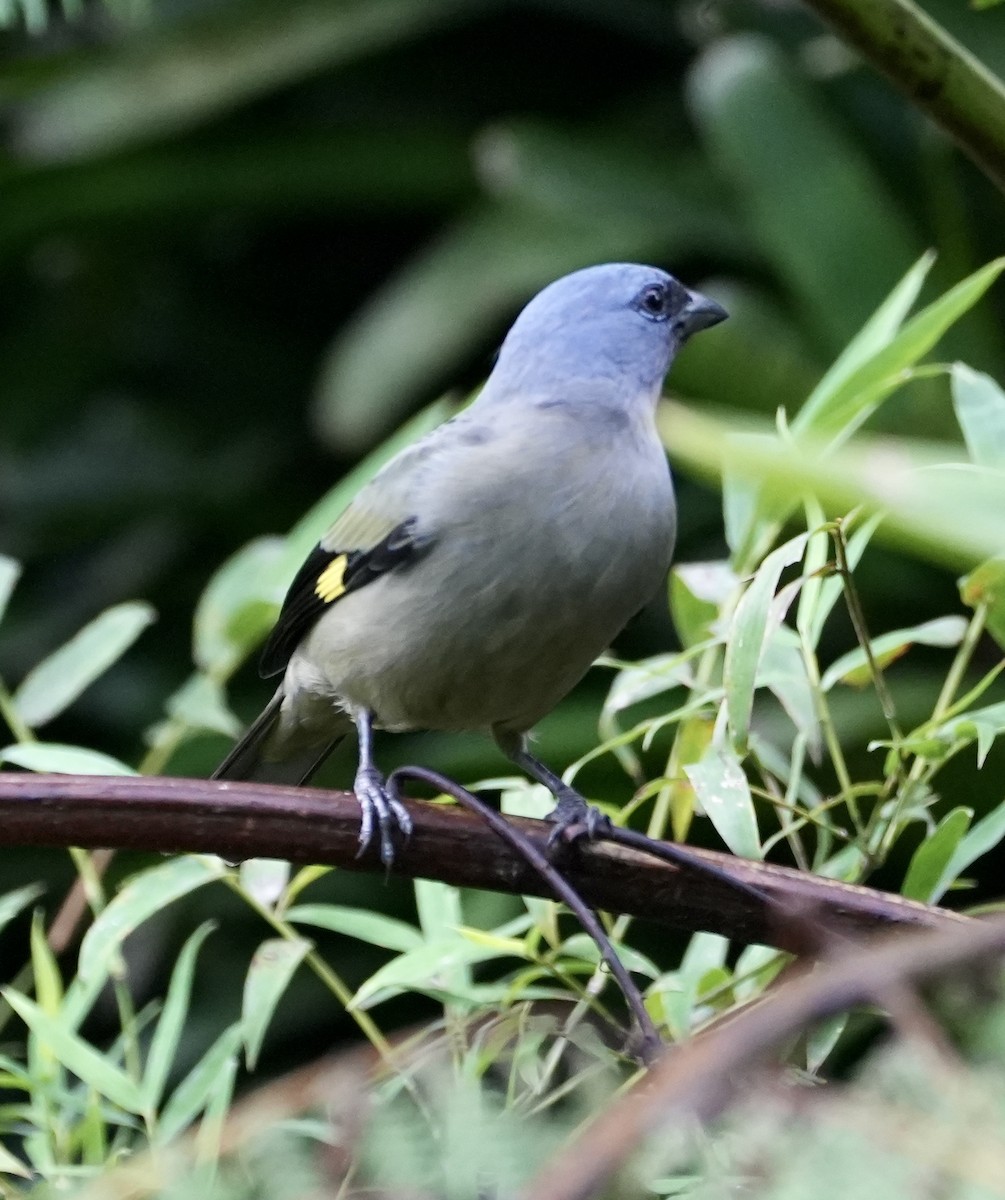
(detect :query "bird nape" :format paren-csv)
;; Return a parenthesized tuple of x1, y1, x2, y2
(213, 262, 728, 864)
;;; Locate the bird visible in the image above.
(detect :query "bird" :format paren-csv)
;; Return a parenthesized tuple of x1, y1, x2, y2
(213, 262, 727, 864)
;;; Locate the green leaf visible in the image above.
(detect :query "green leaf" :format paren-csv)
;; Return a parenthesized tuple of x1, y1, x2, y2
(724, 532, 809, 754)
(79, 856, 227, 983)
(944, 794, 1005, 889)
(684, 744, 761, 859)
(666, 406, 1005, 573)
(670, 561, 736, 650)
(157, 1024, 243, 1144)
(192, 536, 287, 677)
(820, 616, 968, 691)
(242, 937, 311, 1070)
(164, 672, 242, 738)
(960, 557, 1005, 652)
(951, 363, 1005, 468)
(13, 601, 155, 728)
(3, 990, 144, 1114)
(239, 858, 290, 909)
(793, 257, 1005, 444)
(558, 934, 659, 979)
(0, 743, 137, 775)
(796, 252, 934, 434)
(757, 627, 819, 754)
(602, 652, 696, 715)
(29, 911, 63, 1016)
(0, 556, 21, 626)
(902, 807, 973, 903)
(928, 700, 1005, 767)
(0, 884, 45, 938)
(350, 936, 519, 1011)
(143, 922, 217, 1113)
(285, 904, 423, 952)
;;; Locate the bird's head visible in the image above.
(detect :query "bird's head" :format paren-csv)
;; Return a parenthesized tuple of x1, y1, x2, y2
(484, 263, 727, 409)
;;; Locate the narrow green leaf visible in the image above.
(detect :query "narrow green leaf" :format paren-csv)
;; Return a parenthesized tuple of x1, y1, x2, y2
(13, 602, 155, 728)
(0, 556, 21, 626)
(806, 1013, 849, 1073)
(29, 911, 63, 1016)
(285, 904, 423, 952)
(943, 794, 1005, 892)
(3, 990, 144, 1114)
(143, 922, 217, 1113)
(0, 743, 137, 775)
(157, 1024, 243, 1144)
(820, 616, 967, 691)
(724, 532, 809, 754)
(757, 627, 819, 754)
(797, 252, 935, 433)
(666, 406, 1005, 572)
(558, 934, 659, 979)
(684, 744, 761, 859)
(794, 258, 1005, 443)
(0, 885, 44, 938)
(902, 807, 973, 903)
(79, 857, 226, 983)
(350, 937, 516, 1011)
(242, 938, 311, 1071)
(602, 652, 696, 715)
(951, 363, 1005, 468)
(0, 1142, 30, 1180)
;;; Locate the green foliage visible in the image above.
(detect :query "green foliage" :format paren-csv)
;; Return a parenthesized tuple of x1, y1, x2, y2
(4, 0, 1005, 1193)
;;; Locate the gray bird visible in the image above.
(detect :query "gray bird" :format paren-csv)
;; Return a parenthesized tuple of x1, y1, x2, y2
(214, 263, 727, 862)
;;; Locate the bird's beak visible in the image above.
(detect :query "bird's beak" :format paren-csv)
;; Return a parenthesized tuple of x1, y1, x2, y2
(678, 289, 728, 339)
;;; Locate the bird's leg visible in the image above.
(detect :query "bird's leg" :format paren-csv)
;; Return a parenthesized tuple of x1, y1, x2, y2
(353, 708, 413, 866)
(495, 729, 611, 844)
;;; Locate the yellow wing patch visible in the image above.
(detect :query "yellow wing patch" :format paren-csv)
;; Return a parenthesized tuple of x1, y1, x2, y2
(315, 555, 348, 603)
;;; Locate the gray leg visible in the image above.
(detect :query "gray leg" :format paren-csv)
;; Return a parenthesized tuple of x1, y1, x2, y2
(353, 708, 413, 866)
(494, 728, 610, 843)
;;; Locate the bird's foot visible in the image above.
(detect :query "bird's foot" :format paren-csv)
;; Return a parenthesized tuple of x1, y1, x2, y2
(546, 787, 612, 847)
(354, 766, 413, 866)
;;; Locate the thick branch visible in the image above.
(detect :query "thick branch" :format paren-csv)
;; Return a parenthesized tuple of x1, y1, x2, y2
(0, 774, 965, 949)
(801, 0, 1005, 194)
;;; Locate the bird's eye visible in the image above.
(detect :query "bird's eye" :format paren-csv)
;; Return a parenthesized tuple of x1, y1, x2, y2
(634, 283, 668, 320)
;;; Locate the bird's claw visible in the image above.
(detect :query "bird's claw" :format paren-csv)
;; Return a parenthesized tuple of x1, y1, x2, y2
(546, 789, 612, 847)
(354, 767, 412, 866)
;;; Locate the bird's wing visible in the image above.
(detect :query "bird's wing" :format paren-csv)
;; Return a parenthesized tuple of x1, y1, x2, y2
(259, 491, 434, 679)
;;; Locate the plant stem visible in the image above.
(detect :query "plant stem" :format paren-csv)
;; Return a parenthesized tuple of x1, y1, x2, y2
(800, 0, 1005, 196)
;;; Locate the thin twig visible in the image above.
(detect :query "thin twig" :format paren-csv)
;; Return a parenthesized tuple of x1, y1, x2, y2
(388, 765, 662, 1064)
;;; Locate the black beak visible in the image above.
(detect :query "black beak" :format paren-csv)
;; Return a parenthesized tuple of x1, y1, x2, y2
(678, 289, 728, 339)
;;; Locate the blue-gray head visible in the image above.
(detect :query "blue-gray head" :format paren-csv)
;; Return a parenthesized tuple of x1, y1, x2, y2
(483, 263, 727, 407)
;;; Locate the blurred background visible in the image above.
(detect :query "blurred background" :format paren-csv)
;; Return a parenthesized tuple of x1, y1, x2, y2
(2, 0, 1005, 1064)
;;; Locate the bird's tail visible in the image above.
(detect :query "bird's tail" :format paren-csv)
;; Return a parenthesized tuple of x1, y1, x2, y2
(212, 689, 351, 786)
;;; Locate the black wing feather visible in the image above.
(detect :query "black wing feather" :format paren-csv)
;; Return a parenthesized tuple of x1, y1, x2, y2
(259, 517, 428, 678)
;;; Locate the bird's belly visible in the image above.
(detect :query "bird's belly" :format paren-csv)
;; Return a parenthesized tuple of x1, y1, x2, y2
(296, 530, 667, 734)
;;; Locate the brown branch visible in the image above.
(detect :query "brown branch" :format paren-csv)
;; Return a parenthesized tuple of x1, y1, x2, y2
(521, 910, 1005, 1200)
(799, 0, 1005, 195)
(0, 773, 966, 950)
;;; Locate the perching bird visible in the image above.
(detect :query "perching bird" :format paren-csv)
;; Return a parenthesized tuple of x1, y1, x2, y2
(214, 263, 726, 863)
